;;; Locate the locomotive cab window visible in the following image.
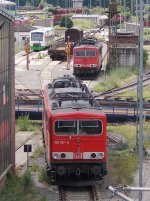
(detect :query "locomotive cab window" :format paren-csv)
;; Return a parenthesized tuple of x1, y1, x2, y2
(31, 32, 43, 41)
(86, 50, 96, 57)
(79, 120, 102, 135)
(75, 50, 85, 57)
(55, 120, 77, 135)
(54, 120, 102, 136)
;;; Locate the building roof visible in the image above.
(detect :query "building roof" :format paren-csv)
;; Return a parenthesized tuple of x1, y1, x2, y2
(14, 25, 38, 32)
(0, 0, 16, 5)
(0, 6, 14, 20)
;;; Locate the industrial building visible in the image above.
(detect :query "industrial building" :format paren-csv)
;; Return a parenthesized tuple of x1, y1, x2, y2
(0, 7, 15, 191)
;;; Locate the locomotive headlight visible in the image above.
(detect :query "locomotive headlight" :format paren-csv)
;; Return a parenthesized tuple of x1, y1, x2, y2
(74, 64, 81, 67)
(90, 64, 97, 67)
(97, 152, 104, 159)
(91, 153, 96, 159)
(60, 153, 66, 159)
(52, 153, 59, 159)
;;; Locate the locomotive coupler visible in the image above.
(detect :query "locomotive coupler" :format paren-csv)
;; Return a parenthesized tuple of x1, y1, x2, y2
(76, 168, 81, 177)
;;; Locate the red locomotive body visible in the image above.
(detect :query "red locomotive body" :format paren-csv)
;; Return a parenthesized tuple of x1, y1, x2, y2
(43, 75, 107, 185)
(73, 37, 103, 76)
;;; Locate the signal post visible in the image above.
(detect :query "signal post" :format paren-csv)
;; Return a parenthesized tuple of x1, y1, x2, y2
(24, 37, 30, 70)
(66, 36, 71, 70)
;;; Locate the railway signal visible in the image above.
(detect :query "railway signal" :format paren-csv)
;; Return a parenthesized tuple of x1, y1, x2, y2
(65, 42, 71, 70)
(24, 144, 32, 171)
(24, 37, 30, 70)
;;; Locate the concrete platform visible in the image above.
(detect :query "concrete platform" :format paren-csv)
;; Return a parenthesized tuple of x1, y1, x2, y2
(15, 131, 42, 167)
(15, 131, 35, 151)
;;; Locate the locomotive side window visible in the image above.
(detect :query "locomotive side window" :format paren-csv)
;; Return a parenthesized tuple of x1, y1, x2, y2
(76, 50, 85, 57)
(79, 120, 102, 135)
(86, 50, 96, 57)
(55, 120, 77, 135)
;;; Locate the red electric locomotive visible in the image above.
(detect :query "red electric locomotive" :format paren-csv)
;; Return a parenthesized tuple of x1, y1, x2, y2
(43, 75, 107, 185)
(73, 37, 103, 76)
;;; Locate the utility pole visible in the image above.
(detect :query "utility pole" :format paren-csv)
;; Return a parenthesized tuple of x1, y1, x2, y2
(139, 0, 144, 200)
(25, 37, 30, 70)
(90, 0, 92, 31)
(131, 0, 133, 32)
(65, 0, 67, 28)
(124, 0, 126, 23)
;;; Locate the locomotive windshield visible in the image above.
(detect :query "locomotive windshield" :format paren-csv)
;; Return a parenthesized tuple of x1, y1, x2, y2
(75, 50, 96, 57)
(31, 32, 43, 41)
(55, 120, 102, 135)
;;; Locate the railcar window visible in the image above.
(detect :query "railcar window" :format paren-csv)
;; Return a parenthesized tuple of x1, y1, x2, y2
(86, 50, 96, 57)
(55, 121, 77, 135)
(79, 120, 102, 135)
(31, 32, 43, 41)
(75, 50, 85, 57)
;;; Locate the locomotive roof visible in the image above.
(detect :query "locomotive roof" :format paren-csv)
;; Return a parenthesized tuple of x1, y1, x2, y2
(45, 75, 104, 115)
(74, 37, 103, 49)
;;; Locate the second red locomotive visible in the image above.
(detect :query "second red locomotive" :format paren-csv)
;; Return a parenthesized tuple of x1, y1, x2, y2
(43, 75, 107, 185)
(73, 37, 103, 76)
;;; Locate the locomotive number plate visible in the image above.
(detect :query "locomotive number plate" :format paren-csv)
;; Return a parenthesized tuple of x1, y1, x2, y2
(73, 153, 83, 159)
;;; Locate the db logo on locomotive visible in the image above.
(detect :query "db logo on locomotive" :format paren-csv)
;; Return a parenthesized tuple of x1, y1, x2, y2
(73, 152, 83, 159)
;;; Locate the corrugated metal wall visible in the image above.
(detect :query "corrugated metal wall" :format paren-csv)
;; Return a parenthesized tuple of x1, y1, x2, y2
(0, 9, 15, 180)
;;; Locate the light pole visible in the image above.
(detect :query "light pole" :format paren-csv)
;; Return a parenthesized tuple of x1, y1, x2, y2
(138, 0, 144, 200)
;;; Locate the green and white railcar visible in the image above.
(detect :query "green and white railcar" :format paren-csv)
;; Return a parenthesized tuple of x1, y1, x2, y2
(30, 27, 55, 51)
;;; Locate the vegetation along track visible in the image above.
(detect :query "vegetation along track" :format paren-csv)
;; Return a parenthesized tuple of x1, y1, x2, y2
(58, 185, 100, 201)
(95, 71, 150, 99)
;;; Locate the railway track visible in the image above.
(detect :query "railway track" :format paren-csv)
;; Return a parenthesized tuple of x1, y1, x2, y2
(95, 71, 150, 99)
(58, 185, 99, 201)
(15, 51, 38, 66)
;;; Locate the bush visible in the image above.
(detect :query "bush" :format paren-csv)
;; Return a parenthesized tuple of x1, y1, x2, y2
(60, 16, 73, 28)
(143, 49, 149, 67)
(108, 152, 138, 185)
(0, 171, 37, 201)
(22, 171, 33, 193)
(17, 114, 30, 131)
(16, 114, 38, 131)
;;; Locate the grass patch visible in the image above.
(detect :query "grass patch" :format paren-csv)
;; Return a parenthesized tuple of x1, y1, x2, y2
(107, 122, 150, 149)
(94, 67, 137, 92)
(30, 163, 39, 172)
(107, 151, 138, 185)
(38, 168, 48, 183)
(117, 85, 150, 100)
(72, 19, 97, 30)
(32, 52, 47, 60)
(16, 114, 41, 132)
(0, 171, 38, 201)
(32, 145, 44, 158)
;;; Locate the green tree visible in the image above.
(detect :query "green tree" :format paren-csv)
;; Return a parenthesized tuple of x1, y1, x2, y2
(143, 49, 149, 67)
(60, 16, 73, 28)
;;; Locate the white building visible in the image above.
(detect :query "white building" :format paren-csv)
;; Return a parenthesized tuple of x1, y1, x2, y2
(72, 0, 83, 8)
(0, 0, 16, 6)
